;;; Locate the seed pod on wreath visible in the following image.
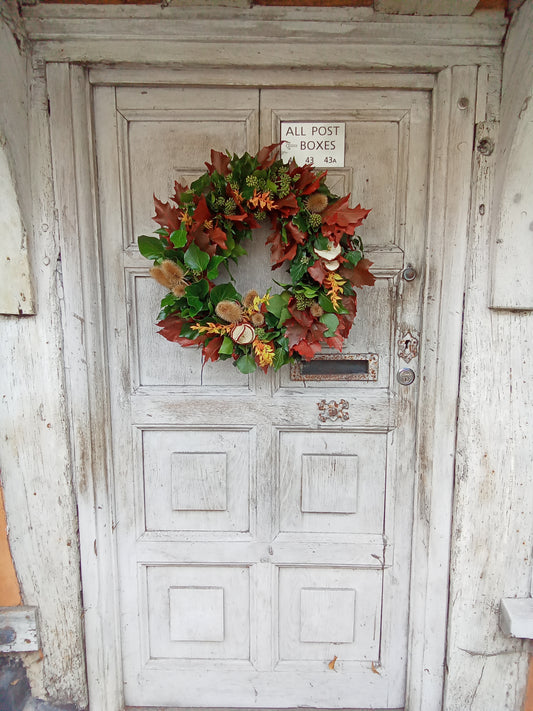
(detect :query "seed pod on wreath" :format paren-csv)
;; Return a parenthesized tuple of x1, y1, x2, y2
(215, 300, 244, 323)
(230, 323, 256, 345)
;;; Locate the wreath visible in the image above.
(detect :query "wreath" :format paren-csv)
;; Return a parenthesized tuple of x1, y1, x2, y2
(138, 143, 375, 374)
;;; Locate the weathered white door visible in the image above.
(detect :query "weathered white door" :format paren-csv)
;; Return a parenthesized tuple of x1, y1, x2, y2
(93, 82, 429, 709)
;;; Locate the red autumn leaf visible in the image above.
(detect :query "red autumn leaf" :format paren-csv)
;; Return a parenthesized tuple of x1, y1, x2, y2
(288, 301, 314, 327)
(285, 319, 308, 349)
(207, 226, 227, 249)
(202, 336, 224, 362)
(157, 316, 200, 346)
(256, 142, 281, 169)
(272, 242, 298, 269)
(205, 150, 231, 176)
(322, 196, 371, 237)
(307, 259, 328, 285)
(298, 169, 327, 196)
(267, 227, 298, 268)
(153, 195, 182, 234)
(193, 230, 217, 257)
(293, 339, 323, 360)
(285, 221, 307, 244)
(224, 213, 249, 222)
(325, 333, 345, 351)
(274, 194, 299, 217)
(339, 258, 376, 288)
(191, 195, 211, 230)
(171, 181, 189, 206)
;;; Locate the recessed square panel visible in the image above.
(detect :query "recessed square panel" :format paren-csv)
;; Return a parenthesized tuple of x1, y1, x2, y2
(279, 431, 385, 535)
(142, 429, 252, 533)
(300, 587, 355, 643)
(171, 452, 227, 511)
(278, 567, 381, 663)
(146, 565, 250, 661)
(301, 454, 358, 514)
(170, 587, 224, 642)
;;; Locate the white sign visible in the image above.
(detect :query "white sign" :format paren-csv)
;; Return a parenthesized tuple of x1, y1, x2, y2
(280, 122, 345, 168)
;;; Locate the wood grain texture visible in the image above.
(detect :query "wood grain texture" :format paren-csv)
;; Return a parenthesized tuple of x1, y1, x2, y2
(0, 59, 87, 706)
(444, 120, 531, 711)
(490, 0, 533, 308)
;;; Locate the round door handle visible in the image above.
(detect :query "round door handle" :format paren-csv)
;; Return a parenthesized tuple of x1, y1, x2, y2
(397, 368, 416, 386)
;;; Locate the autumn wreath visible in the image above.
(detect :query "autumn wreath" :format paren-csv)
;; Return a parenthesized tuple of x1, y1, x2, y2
(138, 143, 375, 374)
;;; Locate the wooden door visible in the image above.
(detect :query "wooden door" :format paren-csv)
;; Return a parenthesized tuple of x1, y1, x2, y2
(93, 83, 430, 709)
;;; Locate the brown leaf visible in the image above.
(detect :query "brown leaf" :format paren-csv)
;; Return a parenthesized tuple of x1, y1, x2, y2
(171, 181, 189, 206)
(256, 142, 281, 169)
(371, 661, 381, 675)
(328, 655, 338, 670)
(205, 150, 231, 176)
(339, 259, 376, 288)
(153, 195, 182, 234)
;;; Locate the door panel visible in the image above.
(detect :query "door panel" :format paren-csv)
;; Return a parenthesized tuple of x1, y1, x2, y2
(93, 83, 430, 709)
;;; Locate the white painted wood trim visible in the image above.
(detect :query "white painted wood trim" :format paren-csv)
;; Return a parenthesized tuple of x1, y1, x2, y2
(406, 66, 479, 711)
(500, 599, 533, 639)
(89, 67, 436, 91)
(0, 606, 39, 652)
(489, 0, 533, 310)
(46, 63, 123, 711)
(22, 5, 505, 70)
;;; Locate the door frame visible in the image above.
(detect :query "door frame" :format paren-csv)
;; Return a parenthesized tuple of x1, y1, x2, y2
(43, 19, 492, 706)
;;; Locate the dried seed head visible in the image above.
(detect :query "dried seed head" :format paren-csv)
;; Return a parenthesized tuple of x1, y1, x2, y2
(306, 193, 328, 214)
(150, 265, 172, 289)
(172, 283, 186, 298)
(243, 290, 259, 308)
(310, 302, 324, 319)
(160, 259, 185, 281)
(250, 312, 265, 327)
(215, 300, 244, 323)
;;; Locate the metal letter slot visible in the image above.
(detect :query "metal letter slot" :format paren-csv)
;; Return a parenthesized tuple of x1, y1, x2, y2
(291, 353, 378, 382)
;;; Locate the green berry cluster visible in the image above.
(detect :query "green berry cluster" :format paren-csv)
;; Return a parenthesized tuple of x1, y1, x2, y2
(246, 175, 259, 188)
(224, 198, 236, 214)
(213, 195, 226, 210)
(277, 172, 292, 198)
(308, 213, 322, 229)
(255, 210, 267, 221)
(295, 293, 314, 311)
(254, 328, 267, 340)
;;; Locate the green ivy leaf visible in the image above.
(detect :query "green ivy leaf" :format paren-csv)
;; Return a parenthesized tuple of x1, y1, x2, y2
(346, 250, 362, 267)
(278, 307, 291, 327)
(207, 255, 226, 280)
(185, 279, 209, 300)
(179, 323, 198, 339)
(267, 292, 290, 318)
(184, 242, 210, 272)
(190, 173, 212, 194)
(273, 348, 290, 370)
(169, 226, 188, 249)
(236, 354, 257, 374)
(300, 284, 319, 298)
(314, 234, 330, 250)
(320, 312, 339, 337)
(138, 235, 166, 261)
(219, 336, 234, 356)
(318, 292, 336, 313)
(210, 282, 240, 306)
(290, 258, 309, 284)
